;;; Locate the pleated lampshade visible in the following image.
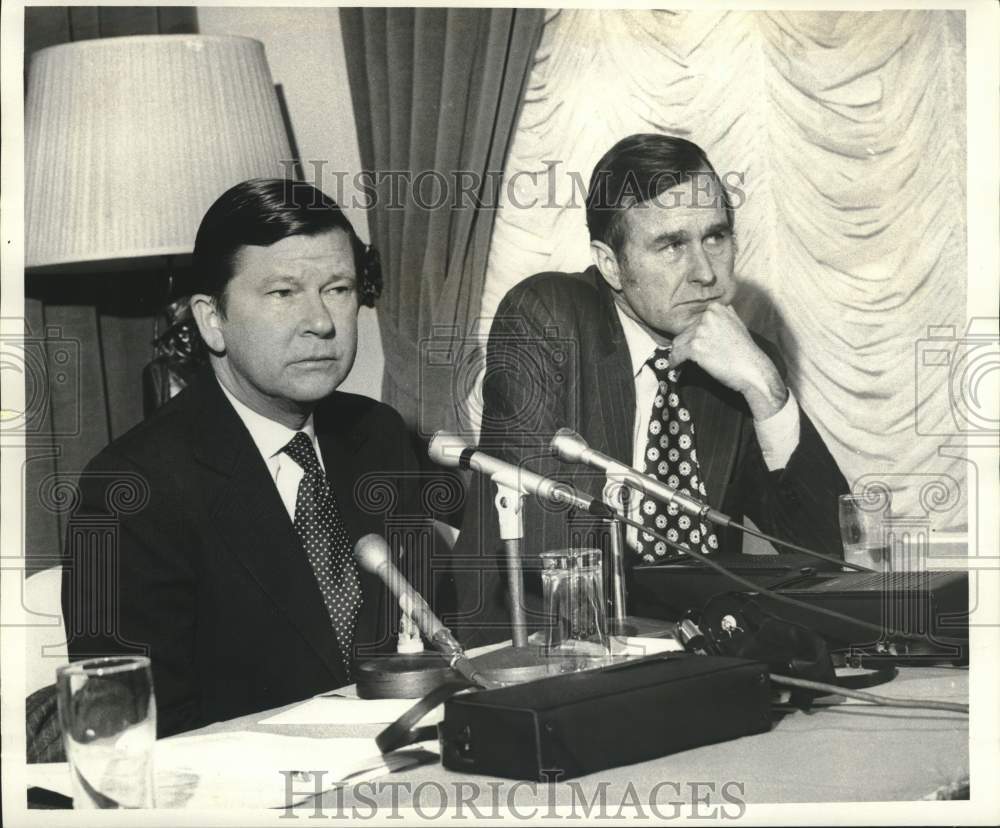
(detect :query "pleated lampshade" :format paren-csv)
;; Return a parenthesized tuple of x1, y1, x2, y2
(25, 35, 293, 271)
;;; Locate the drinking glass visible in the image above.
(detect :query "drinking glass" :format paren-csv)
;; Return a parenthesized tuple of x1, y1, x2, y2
(838, 494, 892, 572)
(540, 548, 610, 669)
(56, 656, 157, 808)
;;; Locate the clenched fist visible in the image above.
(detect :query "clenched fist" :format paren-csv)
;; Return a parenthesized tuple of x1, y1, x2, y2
(670, 303, 788, 421)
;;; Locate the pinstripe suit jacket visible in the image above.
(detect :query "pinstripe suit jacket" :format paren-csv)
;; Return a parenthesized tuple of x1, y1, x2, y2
(447, 267, 847, 645)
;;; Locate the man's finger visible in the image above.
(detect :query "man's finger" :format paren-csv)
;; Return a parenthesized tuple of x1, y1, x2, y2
(669, 324, 699, 367)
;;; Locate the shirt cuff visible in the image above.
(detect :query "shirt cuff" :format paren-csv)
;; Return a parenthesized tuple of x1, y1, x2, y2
(754, 389, 800, 472)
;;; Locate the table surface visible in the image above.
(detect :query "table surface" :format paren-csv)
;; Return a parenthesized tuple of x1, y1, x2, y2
(182, 658, 969, 807)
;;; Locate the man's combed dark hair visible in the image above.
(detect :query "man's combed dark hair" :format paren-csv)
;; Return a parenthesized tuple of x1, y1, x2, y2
(585, 134, 734, 254)
(189, 177, 382, 310)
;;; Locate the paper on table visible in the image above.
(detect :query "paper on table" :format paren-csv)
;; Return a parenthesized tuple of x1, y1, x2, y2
(259, 645, 681, 728)
(158, 731, 428, 808)
(26, 762, 73, 800)
(614, 636, 685, 656)
(260, 696, 444, 726)
(27, 731, 432, 810)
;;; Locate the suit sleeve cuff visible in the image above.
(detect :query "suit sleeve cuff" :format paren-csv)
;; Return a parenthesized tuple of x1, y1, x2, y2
(754, 389, 800, 471)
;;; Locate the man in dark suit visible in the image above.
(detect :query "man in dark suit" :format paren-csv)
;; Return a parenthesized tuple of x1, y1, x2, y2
(62, 179, 425, 737)
(448, 134, 848, 645)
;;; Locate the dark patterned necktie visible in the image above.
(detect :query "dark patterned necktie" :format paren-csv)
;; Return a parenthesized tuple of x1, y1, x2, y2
(282, 431, 362, 675)
(636, 348, 720, 562)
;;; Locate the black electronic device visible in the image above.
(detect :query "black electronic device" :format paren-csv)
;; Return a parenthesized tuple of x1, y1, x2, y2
(633, 561, 968, 664)
(439, 654, 771, 781)
(630, 554, 829, 619)
(767, 569, 968, 663)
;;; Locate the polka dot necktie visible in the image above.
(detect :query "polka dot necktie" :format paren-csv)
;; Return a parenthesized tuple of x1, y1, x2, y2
(282, 432, 362, 675)
(636, 347, 720, 562)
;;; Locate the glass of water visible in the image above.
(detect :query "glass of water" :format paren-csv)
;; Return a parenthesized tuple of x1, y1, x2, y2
(540, 548, 611, 670)
(56, 656, 156, 808)
(838, 494, 892, 572)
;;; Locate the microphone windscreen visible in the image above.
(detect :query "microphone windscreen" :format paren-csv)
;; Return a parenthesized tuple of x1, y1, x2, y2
(551, 428, 590, 463)
(428, 431, 470, 468)
(353, 533, 390, 574)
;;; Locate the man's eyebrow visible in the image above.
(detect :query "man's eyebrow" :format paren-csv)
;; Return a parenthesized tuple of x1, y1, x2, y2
(704, 221, 731, 237)
(649, 229, 689, 246)
(262, 271, 303, 282)
(261, 270, 355, 282)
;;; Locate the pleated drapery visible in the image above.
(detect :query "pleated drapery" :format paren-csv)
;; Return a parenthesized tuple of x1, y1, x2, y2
(481, 10, 969, 529)
(340, 7, 545, 437)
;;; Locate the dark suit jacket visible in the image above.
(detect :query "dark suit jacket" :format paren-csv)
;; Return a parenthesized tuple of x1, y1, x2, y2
(62, 370, 425, 737)
(446, 267, 848, 645)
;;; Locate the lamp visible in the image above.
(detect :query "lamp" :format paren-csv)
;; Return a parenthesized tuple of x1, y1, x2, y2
(25, 34, 295, 409)
(25, 34, 294, 272)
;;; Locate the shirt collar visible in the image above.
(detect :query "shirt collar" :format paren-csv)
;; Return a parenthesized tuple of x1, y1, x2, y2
(614, 303, 670, 379)
(217, 378, 317, 463)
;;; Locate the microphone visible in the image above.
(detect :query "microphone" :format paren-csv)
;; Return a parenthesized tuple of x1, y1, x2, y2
(550, 428, 731, 525)
(552, 429, 864, 572)
(353, 534, 497, 689)
(428, 432, 613, 519)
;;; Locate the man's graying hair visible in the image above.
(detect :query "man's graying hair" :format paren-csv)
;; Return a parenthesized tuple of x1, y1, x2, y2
(585, 134, 734, 255)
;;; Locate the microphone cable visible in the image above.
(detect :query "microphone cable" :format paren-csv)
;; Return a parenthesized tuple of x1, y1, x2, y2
(768, 673, 968, 715)
(716, 518, 874, 573)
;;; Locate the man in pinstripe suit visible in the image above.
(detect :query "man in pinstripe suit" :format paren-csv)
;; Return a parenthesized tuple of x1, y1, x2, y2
(447, 134, 848, 645)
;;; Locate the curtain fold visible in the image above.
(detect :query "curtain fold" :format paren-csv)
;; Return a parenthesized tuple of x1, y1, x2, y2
(25, 6, 197, 65)
(341, 8, 545, 435)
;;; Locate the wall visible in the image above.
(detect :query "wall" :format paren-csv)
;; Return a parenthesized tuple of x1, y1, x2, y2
(198, 6, 383, 400)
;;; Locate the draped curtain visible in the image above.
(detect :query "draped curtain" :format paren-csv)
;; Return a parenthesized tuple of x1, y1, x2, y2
(24, 6, 197, 62)
(480, 10, 968, 530)
(23, 7, 198, 573)
(340, 8, 545, 437)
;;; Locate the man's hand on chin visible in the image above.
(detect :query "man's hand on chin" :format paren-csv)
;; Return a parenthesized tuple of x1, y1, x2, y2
(670, 303, 788, 422)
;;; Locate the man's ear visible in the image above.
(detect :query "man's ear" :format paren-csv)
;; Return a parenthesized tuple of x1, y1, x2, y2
(590, 239, 623, 291)
(189, 294, 225, 354)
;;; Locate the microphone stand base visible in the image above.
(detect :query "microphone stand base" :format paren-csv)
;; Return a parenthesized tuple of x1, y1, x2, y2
(621, 615, 677, 638)
(469, 646, 557, 686)
(355, 654, 455, 699)
(609, 620, 639, 637)
(467, 617, 680, 686)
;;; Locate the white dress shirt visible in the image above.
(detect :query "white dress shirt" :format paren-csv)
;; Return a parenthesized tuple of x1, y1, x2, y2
(218, 380, 326, 521)
(613, 305, 800, 548)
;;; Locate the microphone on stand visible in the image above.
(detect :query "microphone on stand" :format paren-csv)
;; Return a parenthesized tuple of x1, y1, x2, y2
(550, 428, 867, 572)
(551, 428, 731, 525)
(430, 431, 614, 650)
(353, 534, 498, 690)
(428, 432, 613, 518)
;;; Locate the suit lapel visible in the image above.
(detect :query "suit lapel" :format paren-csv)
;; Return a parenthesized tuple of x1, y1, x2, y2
(679, 367, 743, 510)
(193, 376, 348, 684)
(594, 348, 635, 467)
(590, 269, 636, 468)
